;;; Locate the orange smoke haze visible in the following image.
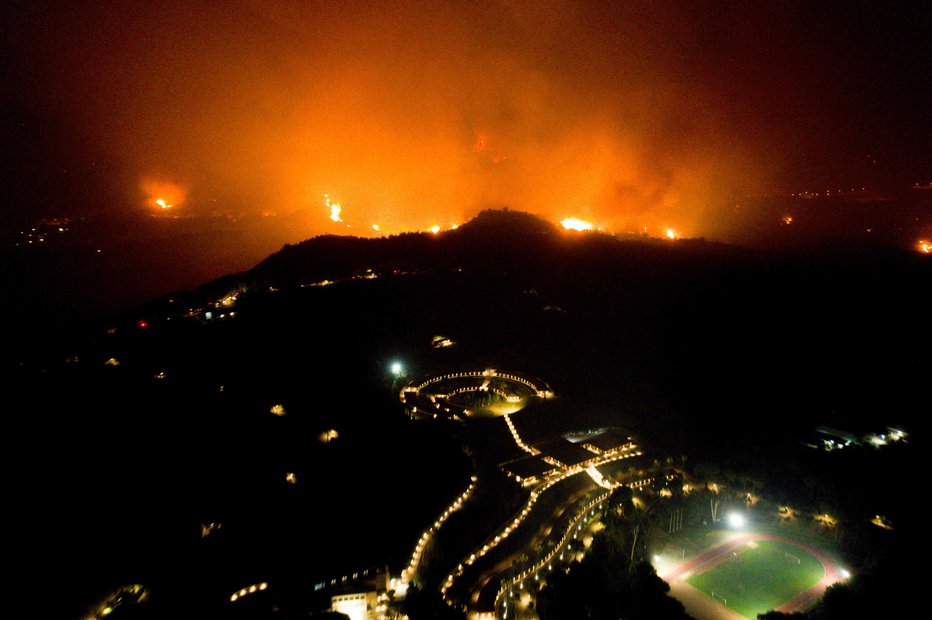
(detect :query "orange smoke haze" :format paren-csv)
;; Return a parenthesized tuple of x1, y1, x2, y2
(9, 1, 791, 246)
(8, 0, 929, 268)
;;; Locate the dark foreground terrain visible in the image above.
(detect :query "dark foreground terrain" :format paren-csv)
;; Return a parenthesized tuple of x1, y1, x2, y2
(9, 210, 927, 618)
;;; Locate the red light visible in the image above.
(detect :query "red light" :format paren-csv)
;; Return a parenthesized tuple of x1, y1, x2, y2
(137, 320, 148, 328)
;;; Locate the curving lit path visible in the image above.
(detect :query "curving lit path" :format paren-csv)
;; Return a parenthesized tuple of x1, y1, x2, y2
(401, 368, 649, 619)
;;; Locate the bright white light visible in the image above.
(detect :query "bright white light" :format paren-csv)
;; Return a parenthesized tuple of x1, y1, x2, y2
(430, 225, 441, 234)
(727, 512, 747, 528)
(840, 569, 851, 579)
(391, 362, 404, 376)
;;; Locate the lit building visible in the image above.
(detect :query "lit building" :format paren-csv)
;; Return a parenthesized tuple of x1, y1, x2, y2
(331, 592, 372, 620)
(331, 591, 386, 620)
(320, 567, 390, 620)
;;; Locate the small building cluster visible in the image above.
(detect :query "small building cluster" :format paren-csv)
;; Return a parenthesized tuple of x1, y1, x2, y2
(500, 428, 637, 486)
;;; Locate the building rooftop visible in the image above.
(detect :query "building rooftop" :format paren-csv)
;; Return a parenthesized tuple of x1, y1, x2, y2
(582, 428, 632, 452)
(534, 437, 597, 467)
(500, 455, 557, 479)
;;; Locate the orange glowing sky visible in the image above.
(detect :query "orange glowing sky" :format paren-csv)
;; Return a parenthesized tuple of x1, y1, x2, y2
(112, 0, 764, 241)
(4, 1, 930, 255)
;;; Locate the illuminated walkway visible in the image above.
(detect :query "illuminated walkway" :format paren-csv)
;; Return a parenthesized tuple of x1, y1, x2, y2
(399, 368, 652, 620)
(493, 492, 610, 618)
(585, 465, 614, 489)
(401, 476, 478, 584)
(440, 449, 651, 617)
(503, 413, 536, 455)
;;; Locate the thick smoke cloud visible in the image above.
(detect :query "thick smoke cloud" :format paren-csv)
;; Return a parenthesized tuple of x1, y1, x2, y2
(4, 1, 929, 247)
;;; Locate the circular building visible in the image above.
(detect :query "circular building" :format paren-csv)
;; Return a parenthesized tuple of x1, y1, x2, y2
(400, 369, 554, 420)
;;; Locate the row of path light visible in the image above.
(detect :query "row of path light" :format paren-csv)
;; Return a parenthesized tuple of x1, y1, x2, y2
(401, 476, 479, 584)
(494, 491, 611, 617)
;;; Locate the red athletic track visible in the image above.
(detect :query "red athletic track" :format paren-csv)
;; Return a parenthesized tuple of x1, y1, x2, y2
(661, 533, 844, 616)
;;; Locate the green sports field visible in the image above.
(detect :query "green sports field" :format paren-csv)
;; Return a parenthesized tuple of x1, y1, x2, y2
(686, 540, 824, 619)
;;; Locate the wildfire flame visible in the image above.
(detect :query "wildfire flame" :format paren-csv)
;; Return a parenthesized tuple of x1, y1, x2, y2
(782, 215, 793, 225)
(142, 178, 186, 214)
(919, 240, 931, 254)
(665, 228, 677, 239)
(561, 217, 593, 231)
(430, 225, 441, 234)
(324, 194, 342, 222)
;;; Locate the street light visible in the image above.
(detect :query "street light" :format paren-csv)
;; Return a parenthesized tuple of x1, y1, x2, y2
(391, 361, 404, 376)
(727, 512, 747, 528)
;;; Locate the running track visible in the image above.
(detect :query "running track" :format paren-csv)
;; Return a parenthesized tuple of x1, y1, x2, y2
(661, 533, 843, 617)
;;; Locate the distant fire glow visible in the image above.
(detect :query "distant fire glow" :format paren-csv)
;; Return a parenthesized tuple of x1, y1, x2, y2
(324, 194, 342, 223)
(919, 240, 931, 254)
(430, 225, 441, 234)
(665, 228, 678, 240)
(142, 178, 187, 215)
(372, 224, 380, 232)
(783, 215, 793, 225)
(561, 218, 593, 231)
